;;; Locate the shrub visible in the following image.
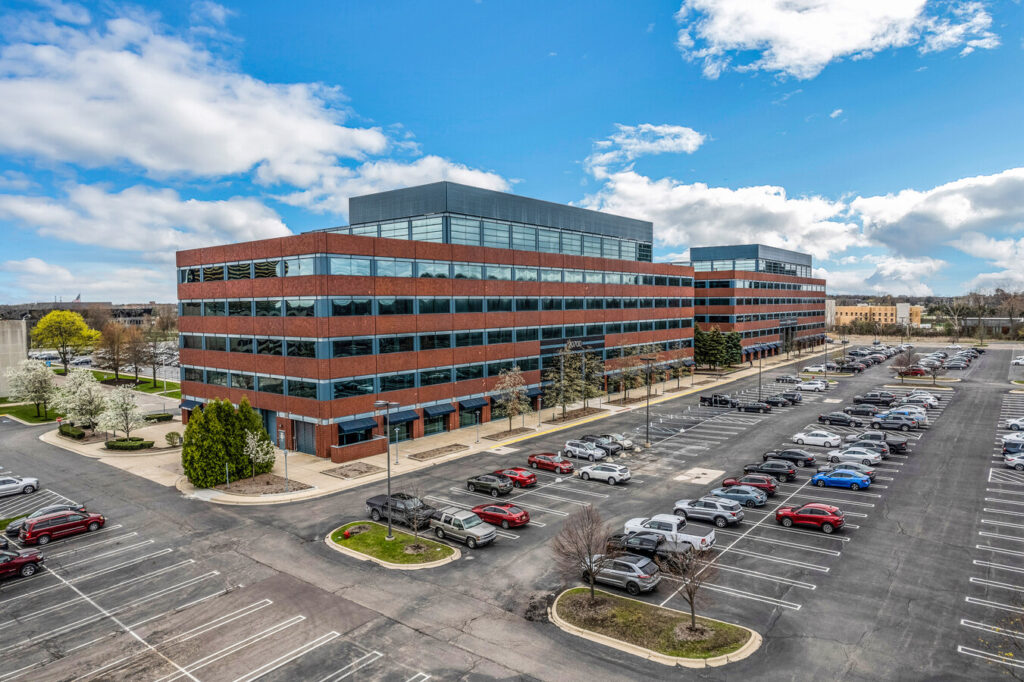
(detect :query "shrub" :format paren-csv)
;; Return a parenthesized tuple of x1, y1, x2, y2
(58, 424, 85, 440)
(165, 431, 182, 446)
(104, 438, 154, 451)
(144, 413, 174, 423)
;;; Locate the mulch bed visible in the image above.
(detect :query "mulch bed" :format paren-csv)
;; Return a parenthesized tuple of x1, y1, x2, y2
(484, 427, 535, 441)
(407, 444, 469, 461)
(543, 407, 605, 424)
(322, 462, 386, 480)
(215, 472, 312, 495)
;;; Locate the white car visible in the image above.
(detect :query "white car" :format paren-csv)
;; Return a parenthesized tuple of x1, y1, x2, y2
(826, 447, 883, 466)
(602, 433, 635, 449)
(803, 365, 827, 373)
(946, 344, 962, 349)
(1013, 359, 1024, 366)
(1006, 453, 1024, 471)
(797, 380, 827, 392)
(899, 395, 938, 409)
(563, 440, 606, 461)
(0, 476, 39, 497)
(793, 430, 843, 447)
(1003, 432, 1024, 445)
(1006, 417, 1024, 431)
(578, 463, 631, 485)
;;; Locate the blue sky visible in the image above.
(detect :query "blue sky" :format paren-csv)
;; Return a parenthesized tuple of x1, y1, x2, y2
(0, 0, 1022, 303)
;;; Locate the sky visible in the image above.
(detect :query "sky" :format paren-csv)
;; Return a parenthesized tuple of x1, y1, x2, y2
(0, 0, 1022, 303)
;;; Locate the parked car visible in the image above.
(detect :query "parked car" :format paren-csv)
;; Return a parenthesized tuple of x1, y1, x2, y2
(844, 404, 879, 417)
(853, 391, 898, 407)
(699, 393, 739, 408)
(847, 440, 890, 458)
(764, 395, 792, 407)
(779, 391, 803, 403)
(19, 510, 106, 545)
(563, 440, 606, 462)
(817, 462, 876, 481)
(430, 508, 497, 549)
(709, 485, 767, 507)
(802, 365, 827, 373)
(0, 476, 38, 497)
(673, 497, 744, 527)
(466, 473, 514, 497)
(1002, 432, 1024, 445)
(775, 503, 845, 533)
(887, 407, 928, 425)
(898, 395, 938, 409)
(722, 474, 778, 496)
(775, 375, 801, 384)
(471, 503, 530, 529)
(580, 434, 623, 456)
(528, 453, 574, 473)
(897, 367, 927, 377)
(1002, 441, 1024, 456)
(737, 401, 771, 413)
(792, 430, 842, 448)
(581, 553, 662, 595)
(826, 447, 883, 466)
(845, 430, 909, 452)
(811, 470, 871, 490)
(762, 448, 816, 467)
(492, 467, 536, 488)
(5, 503, 88, 537)
(624, 514, 717, 550)
(797, 380, 827, 392)
(605, 532, 676, 561)
(0, 549, 44, 579)
(1012, 358, 1024, 366)
(743, 460, 797, 482)
(945, 361, 969, 370)
(1005, 417, 1024, 431)
(839, 363, 865, 373)
(870, 414, 919, 431)
(818, 412, 863, 428)
(1005, 453, 1024, 472)
(601, 433, 635, 449)
(578, 463, 631, 485)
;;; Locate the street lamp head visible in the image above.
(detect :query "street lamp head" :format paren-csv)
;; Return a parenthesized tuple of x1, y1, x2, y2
(640, 355, 657, 362)
(373, 400, 389, 408)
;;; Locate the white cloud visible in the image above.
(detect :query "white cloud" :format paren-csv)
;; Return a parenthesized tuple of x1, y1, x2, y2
(815, 255, 945, 295)
(32, 0, 90, 25)
(585, 123, 706, 178)
(656, 250, 691, 263)
(830, 108, 844, 119)
(0, 257, 176, 303)
(675, 0, 1000, 80)
(948, 232, 1024, 292)
(0, 184, 290, 258)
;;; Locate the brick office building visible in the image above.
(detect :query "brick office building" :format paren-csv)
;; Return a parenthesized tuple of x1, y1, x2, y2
(689, 245, 827, 361)
(177, 182, 696, 462)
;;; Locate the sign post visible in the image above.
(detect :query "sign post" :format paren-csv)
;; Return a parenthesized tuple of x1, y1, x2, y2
(277, 428, 289, 493)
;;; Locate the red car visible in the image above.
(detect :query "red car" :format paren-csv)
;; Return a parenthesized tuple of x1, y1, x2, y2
(722, 475, 778, 496)
(19, 510, 105, 545)
(775, 503, 845, 534)
(493, 467, 537, 488)
(898, 367, 926, 377)
(471, 503, 530, 529)
(528, 453, 574, 474)
(0, 549, 44, 579)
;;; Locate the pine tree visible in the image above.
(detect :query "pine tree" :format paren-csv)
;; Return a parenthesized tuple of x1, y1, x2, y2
(725, 332, 743, 365)
(542, 341, 584, 419)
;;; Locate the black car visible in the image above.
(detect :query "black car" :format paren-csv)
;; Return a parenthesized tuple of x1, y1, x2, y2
(838, 363, 864, 373)
(737, 402, 771, 414)
(818, 412, 863, 427)
(853, 391, 897, 407)
(775, 375, 801, 384)
(779, 391, 802, 403)
(743, 460, 797, 482)
(606, 531, 668, 559)
(762, 449, 816, 467)
(764, 395, 792, 407)
(580, 435, 623, 456)
(466, 473, 514, 497)
(844, 404, 879, 417)
(5, 503, 89, 537)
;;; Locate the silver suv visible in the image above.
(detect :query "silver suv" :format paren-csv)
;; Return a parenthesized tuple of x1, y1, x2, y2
(430, 508, 497, 549)
(673, 497, 744, 527)
(578, 463, 631, 485)
(582, 553, 661, 595)
(563, 440, 606, 461)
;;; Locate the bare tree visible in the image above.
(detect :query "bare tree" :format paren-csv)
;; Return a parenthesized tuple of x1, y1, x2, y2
(124, 326, 147, 382)
(94, 322, 131, 381)
(656, 547, 718, 632)
(942, 298, 971, 343)
(494, 365, 532, 432)
(928, 364, 947, 387)
(551, 506, 616, 601)
(890, 350, 920, 384)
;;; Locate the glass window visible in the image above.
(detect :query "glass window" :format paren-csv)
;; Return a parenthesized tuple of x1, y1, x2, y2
(620, 241, 638, 261)
(515, 298, 539, 311)
(454, 298, 484, 314)
(586, 323, 604, 336)
(606, 322, 623, 334)
(257, 338, 283, 356)
(379, 220, 409, 239)
(606, 297, 622, 309)
(584, 270, 604, 284)
(419, 333, 452, 350)
(424, 415, 447, 435)
(455, 331, 483, 347)
(255, 300, 282, 317)
(584, 298, 602, 310)
(184, 367, 203, 382)
(207, 370, 228, 387)
(602, 238, 620, 259)
(339, 427, 373, 446)
(518, 357, 540, 372)
(450, 217, 481, 245)
(285, 299, 316, 317)
(541, 297, 561, 311)
(376, 258, 414, 278)
(605, 272, 622, 285)
(378, 297, 414, 315)
(514, 267, 538, 282)
(564, 325, 583, 337)
(638, 243, 653, 262)
(482, 221, 510, 249)
(287, 379, 317, 399)
(286, 340, 316, 358)
(229, 337, 253, 354)
(487, 329, 513, 344)
(205, 336, 227, 352)
(453, 263, 483, 279)
(542, 326, 563, 340)
(378, 335, 415, 354)
(203, 264, 224, 281)
(231, 373, 254, 390)
(455, 364, 484, 381)
(562, 232, 582, 255)
(486, 297, 513, 312)
(253, 260, 278, 278)
(227, 263, 250, 280)
(565, 298, 585, 310)
(333, 377, 374, 398)
(537, 229, 560, 253)
(380, 373, 415, 392)
(419, 368, 451, 386)
(623, 322, 638, 332)
(623, 298, 639, 309)
(411, 217, 443, 242)
(350, 223, 378, 237)
(487, 360, 514, 376)
(181, 267, 200, 283)
(182, 335, 203, 350)
(539, 268, 562, 283)
(333, 338, 373, 357)
(282, 257, 315, 277)
(181, 301, 202, 316)
(583, 235, 602, 258)
(203, 301, 226, 316)
(418, 297, 451, 314)
(516, 327, 539, 342)
(228, 300, 252, 317)
(329, 256, 371, 276)
(485, 264, 512, 281)
(417, 261, 450, 278)
(512, 225, 537, 251)
(331, 297, 372, 316)
(564, 269, 583, 283)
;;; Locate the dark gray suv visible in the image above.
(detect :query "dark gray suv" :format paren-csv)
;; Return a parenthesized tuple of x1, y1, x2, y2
(466, 473, 514, 497)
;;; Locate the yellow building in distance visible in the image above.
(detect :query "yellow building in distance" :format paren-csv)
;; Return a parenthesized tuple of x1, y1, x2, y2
(831, 303, 923, 328)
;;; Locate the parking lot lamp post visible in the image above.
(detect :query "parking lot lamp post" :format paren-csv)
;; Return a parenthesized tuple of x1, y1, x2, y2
(641, 356, 657, 447)
(758, 353, 763, 401)
(374, 400, 400, 541)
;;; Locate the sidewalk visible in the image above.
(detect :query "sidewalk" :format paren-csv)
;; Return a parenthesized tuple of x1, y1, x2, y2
(44, 349, 826, 506)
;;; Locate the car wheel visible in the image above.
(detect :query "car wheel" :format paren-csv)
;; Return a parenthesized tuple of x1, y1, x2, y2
(581, 472, 590, 481)
(22, 485, 35, 495)
(626, 582, 641, 596)
(1013, 425, 1021, 431)
(36, 535, 50, 545)
(850, 483, 860, 491)
(87, 521, 99, 532)
(781, 518, 794, 527)
(19, 563, 37, 577)
(831, 456, 840, 463)
(714, 517, 727, 528)
(1015, 464, 1024, 471)
(900, 425, 909, 432)
(871, 423, 881, 429)
(501, 520, 510, 529)
(746, 499, 756, 508)
(862, 460, 872, 466)
(759, 408, 764, 414)
(588, 454, 595, 462)
(467, 537, 477, 549)
(797, 439, 804, 445)
(822, 523, 835, 534)
(468, 483, 476, 492)
(530, 462, 538, 468)
(816, 480, 825, 487)
(435, 528, 445, 539)
(607, 477, 617, 486)
(513, 481, 520, 488)
(796, 461, 804, 468)
(490, 489, 499, 498)
(824, 420, 831, 425)
(370, 509, 381, 521)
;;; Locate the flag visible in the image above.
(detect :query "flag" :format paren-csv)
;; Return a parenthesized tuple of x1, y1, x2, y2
(73, 293, 81, 302)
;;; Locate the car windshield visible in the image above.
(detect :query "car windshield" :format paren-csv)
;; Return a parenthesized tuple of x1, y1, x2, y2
(462, 515, 482, 528)
(507, 506, 524, 515)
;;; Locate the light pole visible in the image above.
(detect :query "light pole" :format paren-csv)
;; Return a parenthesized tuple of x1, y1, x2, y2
(641, 355, 657, 447)
(475, 410, 481, 443)
(757, 352, 763, 401)
(374, 399, 399, 541)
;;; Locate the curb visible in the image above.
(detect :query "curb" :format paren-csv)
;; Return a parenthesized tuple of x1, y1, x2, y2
(547, 589, 762, 668)
(1, 413, 55, 426)
(174, 476, 326, 506)
(882, 384, 955, 392)
(39, 429, 181, 459)
(324, 523, 460, 570)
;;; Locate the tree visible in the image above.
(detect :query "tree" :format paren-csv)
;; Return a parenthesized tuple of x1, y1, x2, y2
(94, 322, 132, 381)
(494, 365, 532, 432)
(694, 325, 728, 369)
(656, 547, 718, 631)
(30, 310, 100, 375)
(82, 305, 111, 332)
(927, 364, 947, 386)
(942, 298, 971, 342)
(581, 352, 605, 409)
(542, 341, 584, 419)
(5, 360, 56, 418)
(670, 358, 688, 389)
(889, 350, 920, 384)
(142, 321, 165, 389)
(152, 304, 178, 334)
(181, 397, 272, 488)
(967, 291, 991, 344)
(51, 369, 107, 433)
(1001, 292, 1024, 339)
(551, 505, 616, 601)
(244, 430, 276, 479)
(618, 346, 647, 401)
(98, 385, 144, 439)
(124, 326, 147, 382)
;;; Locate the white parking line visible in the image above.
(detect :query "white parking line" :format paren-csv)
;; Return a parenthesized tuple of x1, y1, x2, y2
(440, 489, 568, 516)
(976, 545, 1024, 558)
(316, 651, 385, 682)
(720, 545, 831, 572)
(969, 577, 1024, 593)
(231, 631, 341, 682)
(965, 596, 1024, 614)
(708, 562, 816, 589)
(48, 532, 139, 557)
(974, 559, 1024, 575)
(716, 528, 842, 555)
(788, 493, 876, 508)
(0, 549, 175, 595)
(982, 519, 1024, 531)
(659, 573, 802, 610)
(986, 497, 1024, 507)
(961, 618, 1024, 641)
(57, 540, 156, 568)
(979, 531, 1024, 544)
(405, 673, 432, 682)
(983, 507, 1024, 518)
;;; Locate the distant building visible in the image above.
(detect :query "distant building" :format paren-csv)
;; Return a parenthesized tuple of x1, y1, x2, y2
(833, 304, 922, 328)
(960, 317, 1024, 334)
(825, 299, 836, 327)
(0, 301, 172, 328)
(0, 319, 28, 398)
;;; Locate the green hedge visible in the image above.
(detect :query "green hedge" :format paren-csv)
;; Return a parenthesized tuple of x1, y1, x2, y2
(58, 424, 85, 440)
(144, 413, 174, 423)
(104, 438, 154, 451)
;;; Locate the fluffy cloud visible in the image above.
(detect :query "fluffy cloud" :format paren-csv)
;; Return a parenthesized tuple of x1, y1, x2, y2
(585, 124, 706, 178)
(675, 0, 999, 80)
(815, 255, 945, 295)
(581, 169, 862, 259)
(830, 108, 844, 119)
(0, 184, 290, 258)
(0, 257, 176, 303)
(948, 232, 1024, 291)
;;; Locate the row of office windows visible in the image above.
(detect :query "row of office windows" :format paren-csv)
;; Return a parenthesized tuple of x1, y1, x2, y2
(695, 279, 824, 291)
(738, 324, 825, 339)
(324, 214, 653, 262)
(179, 256, 684, 287)
(694, 297, 826, 307)
(691, 259, 813, 278)
(697, 312, 824, 324)
(180, 318, 695, 359)
(179, 296, 695, 318)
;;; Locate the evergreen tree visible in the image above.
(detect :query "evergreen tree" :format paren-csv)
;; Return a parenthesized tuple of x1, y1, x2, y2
(694, 324, 728, 369)
(724, 332, 743, 365)
(181, 397, 273, 487)
(542, 341, 584, 419)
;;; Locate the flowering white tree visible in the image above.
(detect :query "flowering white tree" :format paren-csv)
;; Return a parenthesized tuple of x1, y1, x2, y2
(51, 369, 107, 432)
(98, 386, 145, 439)
(244, 430, 276, 479)
(6, 360, 55, 418)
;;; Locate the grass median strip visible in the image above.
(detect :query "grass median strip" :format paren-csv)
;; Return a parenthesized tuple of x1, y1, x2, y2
(555, 588, 750, 660)
(330, 521, 453, 565)
(0, 514, 29, 531)
(0, 404, 63, 423)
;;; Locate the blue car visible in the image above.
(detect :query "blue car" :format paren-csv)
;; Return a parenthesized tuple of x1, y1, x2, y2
(709, 485, 767, 508)
(811, 470, 870, 491)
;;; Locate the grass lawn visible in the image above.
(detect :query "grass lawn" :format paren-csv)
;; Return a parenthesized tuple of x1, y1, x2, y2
(0, 514, 28, 531)
(556, 588, 751, 659)
(330, 521, 453, 565)
(0, 404, 63, 423)
(54, 369, 179, 393)
(160, 390, 182, 399)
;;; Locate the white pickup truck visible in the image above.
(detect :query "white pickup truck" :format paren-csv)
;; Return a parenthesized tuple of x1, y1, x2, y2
(624, 514, 716, 551)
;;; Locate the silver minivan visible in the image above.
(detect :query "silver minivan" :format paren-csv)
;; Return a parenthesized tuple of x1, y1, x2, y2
(583, 553, 661, 595)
